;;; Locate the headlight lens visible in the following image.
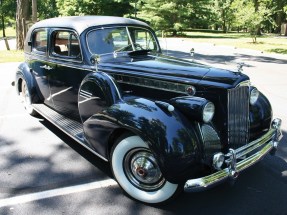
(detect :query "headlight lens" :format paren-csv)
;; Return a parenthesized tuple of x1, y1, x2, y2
(202, 102, 215, 123)
(250, 87, 259, 105)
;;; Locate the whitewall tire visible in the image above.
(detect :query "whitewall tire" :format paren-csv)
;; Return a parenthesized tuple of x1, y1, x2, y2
(20, 79, 37, 116)
(111, 135, 180, 204)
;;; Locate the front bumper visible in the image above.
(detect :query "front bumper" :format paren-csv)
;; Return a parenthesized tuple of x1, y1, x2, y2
(184, 118, 283, 192)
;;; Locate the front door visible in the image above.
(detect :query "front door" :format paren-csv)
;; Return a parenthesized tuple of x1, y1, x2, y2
(48, 29, 90, 121)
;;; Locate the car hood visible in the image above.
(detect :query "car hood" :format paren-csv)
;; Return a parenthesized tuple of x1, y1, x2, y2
(99, 53, 249, 88)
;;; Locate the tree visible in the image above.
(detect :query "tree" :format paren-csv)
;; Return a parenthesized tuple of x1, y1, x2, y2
(1, 0, 10, 50)
(38, 0, 59, 19)
(137, 0, 213, 35)
(137, 0, 185, 35)
(16, 0, 29, 50)
(273, 0, 287, 33)
(0, 0, 16, 49)
(213, 0, 235, 32)
(56, 0, 132, 17)
(231, 0, 275, 42)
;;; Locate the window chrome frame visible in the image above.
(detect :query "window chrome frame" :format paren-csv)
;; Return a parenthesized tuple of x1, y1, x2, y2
(48, 28, 84, 63)
(31, 28, 49, 57)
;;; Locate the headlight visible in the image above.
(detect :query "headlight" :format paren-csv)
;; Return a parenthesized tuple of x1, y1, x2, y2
(250, 87, 259, 105)
(202, 102, 215, 123)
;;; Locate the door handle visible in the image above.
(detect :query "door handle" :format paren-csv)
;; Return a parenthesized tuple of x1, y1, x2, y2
(40, 65, 53, 70)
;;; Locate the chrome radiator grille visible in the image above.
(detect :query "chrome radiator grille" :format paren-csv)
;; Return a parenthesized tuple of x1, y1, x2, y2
(228, 85, 250, 148)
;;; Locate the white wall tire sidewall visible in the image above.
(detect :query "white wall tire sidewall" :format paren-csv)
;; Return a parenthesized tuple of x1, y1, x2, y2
(21, 80, 35, 115)
(111, 136, 178, 204)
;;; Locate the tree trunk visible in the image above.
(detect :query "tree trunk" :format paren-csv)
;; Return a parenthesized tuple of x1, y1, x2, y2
(1, 14, 10, 50)
(253, 0, 261, 35)
(1, 0, 11, 51)
(16, 0, 29, 50)
(275, 0, 284, 33)
(222, 9, 227, 33)
(32, 0, 37, 22)
(172, 29, 177, 36)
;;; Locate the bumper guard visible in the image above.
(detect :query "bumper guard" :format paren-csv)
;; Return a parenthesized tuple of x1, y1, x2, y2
(184, 118, 283, 192)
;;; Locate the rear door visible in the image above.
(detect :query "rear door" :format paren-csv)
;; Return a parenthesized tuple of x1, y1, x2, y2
(29, 28, 53, 106)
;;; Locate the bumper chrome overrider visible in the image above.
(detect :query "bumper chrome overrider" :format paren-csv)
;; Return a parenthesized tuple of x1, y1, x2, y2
(184, 118, 283, 192)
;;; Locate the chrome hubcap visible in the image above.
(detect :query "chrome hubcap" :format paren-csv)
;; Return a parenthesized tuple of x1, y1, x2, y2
(124, 148, 165, 191)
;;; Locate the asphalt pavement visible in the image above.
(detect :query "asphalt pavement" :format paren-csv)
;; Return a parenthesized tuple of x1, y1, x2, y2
(0, 40, 286, 214)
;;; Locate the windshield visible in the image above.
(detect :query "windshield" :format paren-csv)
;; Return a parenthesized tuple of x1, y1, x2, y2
(87, 27, 159, 55)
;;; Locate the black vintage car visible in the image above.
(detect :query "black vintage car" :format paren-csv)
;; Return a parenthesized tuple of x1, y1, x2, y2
(15, 16, 282, 204)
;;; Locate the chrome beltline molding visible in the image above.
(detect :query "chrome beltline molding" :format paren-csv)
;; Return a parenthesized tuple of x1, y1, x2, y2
(184, 118, 282, 192)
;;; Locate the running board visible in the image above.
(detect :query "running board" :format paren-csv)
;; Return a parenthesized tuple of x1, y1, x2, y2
(32, 104, 108, 161)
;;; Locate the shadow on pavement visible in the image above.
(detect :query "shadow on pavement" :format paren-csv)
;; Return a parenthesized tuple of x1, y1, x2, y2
(39, 118, 113, 178)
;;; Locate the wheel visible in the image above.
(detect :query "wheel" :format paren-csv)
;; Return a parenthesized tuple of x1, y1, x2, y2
(20, 79, 37, 116)
(111, 135, 181, 204)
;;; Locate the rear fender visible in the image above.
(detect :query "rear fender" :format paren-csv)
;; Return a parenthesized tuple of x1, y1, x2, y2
(78, 71, 121, 123)
(15, 62, 41, 103)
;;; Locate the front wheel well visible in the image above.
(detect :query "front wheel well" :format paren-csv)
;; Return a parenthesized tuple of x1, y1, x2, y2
(107, 128, 134, 160)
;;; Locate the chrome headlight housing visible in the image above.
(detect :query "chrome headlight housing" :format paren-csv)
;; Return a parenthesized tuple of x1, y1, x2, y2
(170, 97, 215, 123)
(203, 102, 215, 123)
(250, 87, 259, 105)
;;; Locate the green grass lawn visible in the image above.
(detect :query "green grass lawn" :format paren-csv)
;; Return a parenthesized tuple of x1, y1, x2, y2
(0, 27, 23, 62)
(180, 31, 287, 54)
(0, 27, 17, 38)
(0, 50, 24, 63)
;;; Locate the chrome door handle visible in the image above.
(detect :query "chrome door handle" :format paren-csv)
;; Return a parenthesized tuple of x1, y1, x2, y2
(40, 65, 53, 70)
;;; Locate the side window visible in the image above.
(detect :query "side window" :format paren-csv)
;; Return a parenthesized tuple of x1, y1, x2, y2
(33, 29, 47, 54)
(51, 30, 81, 60)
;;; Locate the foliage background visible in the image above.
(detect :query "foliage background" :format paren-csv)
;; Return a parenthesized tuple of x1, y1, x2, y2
(1, 0, 287, 34)
(0, 0, 287, 52)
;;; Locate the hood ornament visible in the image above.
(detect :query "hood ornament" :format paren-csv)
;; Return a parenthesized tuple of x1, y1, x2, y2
(190, 48, 195, 61)
(236, 62, 248, 74)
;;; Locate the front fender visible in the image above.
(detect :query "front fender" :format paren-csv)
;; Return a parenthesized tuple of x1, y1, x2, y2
(249, 92, 273, 141)
(84, 97, 203, 183)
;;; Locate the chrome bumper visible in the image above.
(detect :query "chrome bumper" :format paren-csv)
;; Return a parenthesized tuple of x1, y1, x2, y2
(184, 118, 283, 192)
